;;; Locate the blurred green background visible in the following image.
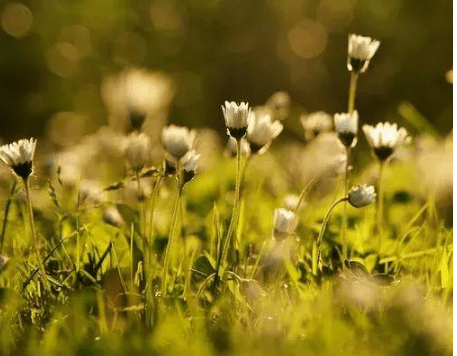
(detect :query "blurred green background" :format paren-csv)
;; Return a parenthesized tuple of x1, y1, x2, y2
(0, 0, 452, 141)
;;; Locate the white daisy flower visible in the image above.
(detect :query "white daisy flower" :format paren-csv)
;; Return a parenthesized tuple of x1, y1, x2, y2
(222, 101, 250, 139)
(123, 132, 151, 172)
(246, 111, 283, 154)
(161, 125, 196, 160)
(362, 122, 411, 161)
(273, 208, 298, 241)
(182, 150, 201, 185)
(347, 34, 380, 73)
(334, 111, 359, 148)
(301, 111, 333, 141)
(265, 91, 291, 121)
(348, 185, 376, 208)
(0, 138, 37, 180)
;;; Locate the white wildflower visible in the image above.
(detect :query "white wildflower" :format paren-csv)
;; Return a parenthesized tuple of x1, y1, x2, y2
(123, 132, 151, 172)
(347, 34, 380, 73)
(222, 101, 250, 139)
(246, 111, 283, 154)
(301, 112, 333, 141)
(273, 208, 298, 241)
(182, 150, 201, 184)
(0, 138, 37, 180)
(334, 111, 358, 148)
(348, 185, 376, 208)
(161, 125, 196, 160)
(362, 122, 411, 161)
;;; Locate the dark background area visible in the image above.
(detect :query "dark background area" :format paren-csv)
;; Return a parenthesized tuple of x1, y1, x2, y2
(0, 0, 452, 142)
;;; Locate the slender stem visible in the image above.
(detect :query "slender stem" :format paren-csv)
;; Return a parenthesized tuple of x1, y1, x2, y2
(161, 164, 183, 297)
(342, 147, 350, 258)
(377, 161, 385, 247)
(148, 175, 164, 248)
(316, 197, 348, 273)
(348, 71, 359, 115)
(294, 178, 318, 214)
(213, 138, 243, 293)
(24, 179, 49, 290)
(0, 181, 16, 253)
(135, 171, 144, 239)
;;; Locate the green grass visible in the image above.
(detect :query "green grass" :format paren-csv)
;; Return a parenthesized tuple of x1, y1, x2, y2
(0, 130, 452, 356)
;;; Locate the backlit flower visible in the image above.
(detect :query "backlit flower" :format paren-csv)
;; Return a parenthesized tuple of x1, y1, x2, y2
(123, 132, 151, 172)
(265, 91, 291, 121)
(362, 122, 411, 161)
(246, 111, 283, 154)
(347, 34, 380, 73)
(301, 112, 333, 141)
(0, 138, 37, 180)
(348, 185, 376, 208)
(334, 111, 358, 148)
(222, 101, 250, 139)
(182, 150, 201, 185)
(273, 208, 298, 241)
(161, 125, 196, 160)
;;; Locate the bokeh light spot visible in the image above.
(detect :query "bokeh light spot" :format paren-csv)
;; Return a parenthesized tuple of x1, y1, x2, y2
(287, 19, 328, 59)
(1, 2, 33, 39)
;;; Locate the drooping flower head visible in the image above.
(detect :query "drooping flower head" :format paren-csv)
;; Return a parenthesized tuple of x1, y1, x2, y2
(334, 111, 359, 148)
(362, 122, 411, 161)
(0, 138, 37, 180)
(182, 150, 201, 185)
(301, 111, 333, 141)
(161, 125, 196, 160)
(273, 208, 298, 241)
(246, 111, 283, 154)
(123, 132, 151, 172)
(347, 34, 380, 73)
(222, 101, 250, 139)
(348, 185, 376, 208)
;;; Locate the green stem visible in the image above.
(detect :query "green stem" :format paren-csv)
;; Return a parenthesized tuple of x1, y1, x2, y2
(377, 161, 385, 247)
(294, 178, 317, 214)
(348, 71, 359, 115)
(148, 175, 163, 247)
(315, 197, 348, 273)
(161, 164, 183, 297)
(0, 181, 16, 253)
(24, 179, 49, 291)
(213, 138, 243, 292)
(342, 147, 350, 258)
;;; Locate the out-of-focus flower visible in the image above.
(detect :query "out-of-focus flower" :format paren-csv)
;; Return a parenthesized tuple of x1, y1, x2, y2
(273, 208, 298, 241)
(79, 180, 106, 205)
(123, 132, 151, 172)
(265, 91, 291, 121)
(347, 34, 380, 73)
(163, 154, 177, 176)
(222, 101, 250, 139)
(101, 68, 173, 140)
(0, 138, 37, 180)
(161, 125, 196, 160)
(334, 111, 358, 148)
(182, 150, 201, 185)
(246, 111, 283, 154)
(348, 185, 376, 208)
(363, 122, 411, 161)
(301, 111, 333, 141)
(283, 195, 303, 211)
(103, 206, 124, 227)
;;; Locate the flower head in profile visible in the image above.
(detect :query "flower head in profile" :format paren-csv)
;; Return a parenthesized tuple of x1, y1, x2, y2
(301, 111, 333, 141)
(0, 138, 37, 180)
(103, 206, 125, 228)
(273, 208, 298, 241)
(161, 125, 196, 160)
(222, 101, 250, 139)
(246, 111, 283, 154)
(123, 132, 151, 172)
(182, 150, 201, 185)
(348, 185, 376, 208)
(362, 122, 411, 161)
(347, 34, 380, 73)
(334, 111, 359, 148)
